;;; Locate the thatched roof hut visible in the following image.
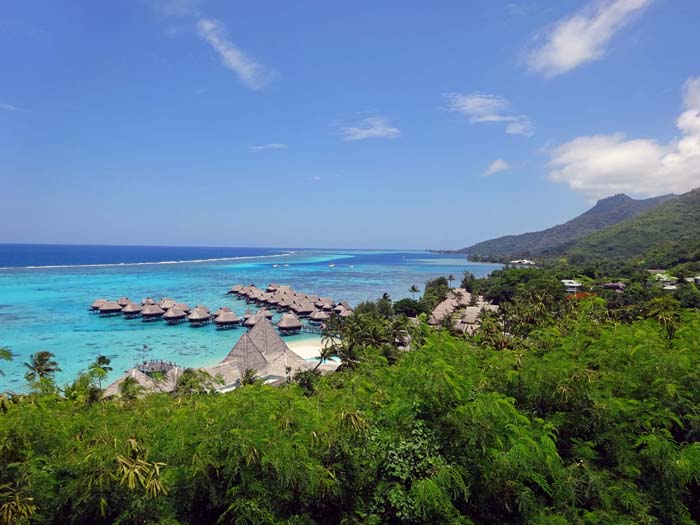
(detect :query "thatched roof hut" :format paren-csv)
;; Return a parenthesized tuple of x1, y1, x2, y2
(309, 309, 330, 322)
(99, 301, 123, 314)
(259, 308, 274, 319)
(141, 297, 156, 306)
(215, 310, 240, 328)
(174, 302, 191, 313)
(228, 284, 244, 295)
(141, 304, 165, 319)
(213, 307, 232, 317)
(163, 307, 187, 322)
(277, 313, 302, 333)
(266, 283, 280, 292)
(244, 313, 261, 328)
(339, 308, 353, 318)
(194, 305, 210, 314)
(122, 302, 143, 316)
(117, 297, 131, 307)
(188, 307, 211, 324)
(242, 308, 253, 321)
(90, 299, 107, 310)
(159, 298, 176, 310)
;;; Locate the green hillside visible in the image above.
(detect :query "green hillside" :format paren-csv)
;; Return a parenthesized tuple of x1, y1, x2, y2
(455, 193, 675, 258)
(552, 188, 700, 267)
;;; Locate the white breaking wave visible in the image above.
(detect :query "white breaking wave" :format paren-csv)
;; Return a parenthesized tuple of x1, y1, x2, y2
(0, 251, 296, 271)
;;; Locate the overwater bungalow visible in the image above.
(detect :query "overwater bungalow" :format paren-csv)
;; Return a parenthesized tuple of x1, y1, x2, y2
(214, 310, 240, 329)
(98, 301, 123, 316)
(122, 302, 143, 319)
(339, 308, 354, 318)
(90, 298, 107, 312)
(293, 302, 315, 317)
(163, 307, 187, 325)
(244, 313, 261, 328)
(259, 308, 274, 319)
(226, 284, 244, 295)
(277, 313, 302, 335)
(194, 304, 210, 313)
(188, 307, 211, 327)
(173, 302, 191, 313)
(242, 308, 253, 322)
(212, 307, 232, 317)
(141, 304, 165, 321)
(309, 309, 330, 324)
(141, 297, 156, 306)
(266, 283, 280, 292)
(159, 298, 176, 310)
(117, 297, 131, 307)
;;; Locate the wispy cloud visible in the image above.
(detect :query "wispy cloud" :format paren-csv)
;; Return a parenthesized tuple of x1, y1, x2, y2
(526, 0, 652, 78)
(548, 77, 700, 199)
(196, 18, 272, 90)
(0, 103, 27, 112)
(483, 159, 511, 176)
(338, 116, 400, 141)
(443, 92, 534, 137)
(249, 143, 287, 152)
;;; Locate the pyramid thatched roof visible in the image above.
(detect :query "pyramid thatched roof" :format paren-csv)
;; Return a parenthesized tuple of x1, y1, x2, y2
(122, 302, 143, 314)
(278, 313, 302, 329)
(215, 311, 240, 325)
(141, 304, 165, 317)
(91, 299, 107, 309)
(309, 309, 329, 321)
(99, 301, 122, 313)
(164, 307, 187, 320)
(103, 367, 181, 397)
(188, 307, 210, 321)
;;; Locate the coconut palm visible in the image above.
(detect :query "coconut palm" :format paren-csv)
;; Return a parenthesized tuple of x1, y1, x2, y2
(409, 284, 419, 299)
(88, 355, 112, 389)
(0, 347, 12, 376)
(24, 351, 61, 383)
(119, 376, 144, 401)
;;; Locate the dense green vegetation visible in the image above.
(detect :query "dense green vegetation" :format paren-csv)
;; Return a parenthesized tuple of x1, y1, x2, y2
(2, 265, 700, 524)
(549, 189, 700, 267)
(450, 193, 675, 258)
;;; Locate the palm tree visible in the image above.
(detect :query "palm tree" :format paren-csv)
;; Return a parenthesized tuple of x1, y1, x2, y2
(409, 284, 419, 300)
(0, 347, 12, 376)
(24, 351, 61, 383)
(88, 355, 112, 389)
(313, 344, 335, 372)
(119, 376, 144, 401)
(241, 368, 258, 386)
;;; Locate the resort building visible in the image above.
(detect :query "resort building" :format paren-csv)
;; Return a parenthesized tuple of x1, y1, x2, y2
(561, 279, 583, 294)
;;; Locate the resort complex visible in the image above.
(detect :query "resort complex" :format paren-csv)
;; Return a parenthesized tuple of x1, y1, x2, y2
(103, 317, 337, 396)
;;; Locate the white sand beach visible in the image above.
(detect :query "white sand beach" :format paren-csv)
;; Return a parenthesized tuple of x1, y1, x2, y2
(286, 338, 324, 359)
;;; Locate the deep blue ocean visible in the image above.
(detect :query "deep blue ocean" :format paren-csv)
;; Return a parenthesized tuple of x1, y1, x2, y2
(0, 244, 501, 390)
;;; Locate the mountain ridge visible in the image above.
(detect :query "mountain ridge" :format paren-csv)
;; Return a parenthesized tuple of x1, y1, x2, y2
(454, 193, 677, 258)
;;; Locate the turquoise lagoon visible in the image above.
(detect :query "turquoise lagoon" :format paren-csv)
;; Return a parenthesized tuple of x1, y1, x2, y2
(0, 249, 500, 390)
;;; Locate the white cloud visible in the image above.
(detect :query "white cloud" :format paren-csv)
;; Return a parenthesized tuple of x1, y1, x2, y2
(339, 117, 400, 141)
(443, 92, 534, 136)
(311, 176, 322, 181)
(196, 18, 271, 90)
(483, 159, 511, 176)
(249, 143, 287, 152)
(548, 77, 700, 199)
(0, 103, 26, 112)
(527, 0, 652, 78)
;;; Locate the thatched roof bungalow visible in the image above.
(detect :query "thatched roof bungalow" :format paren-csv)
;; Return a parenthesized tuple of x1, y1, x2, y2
(215, 310, 240, 329)
(277, 313, 302, 334)
(141, 304, 165, 321)
(122, 302, 143, 318)
(188, 307, 211, 326)
(164, 307, 187, 324)
(99, 301, 123, 316)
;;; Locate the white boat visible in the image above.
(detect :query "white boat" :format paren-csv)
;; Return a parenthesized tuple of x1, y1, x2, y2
(283, 263, 290, 267)
(348, 265, 355, 268)
(272, 264, 280, 268)
(328, 263, 336, 268)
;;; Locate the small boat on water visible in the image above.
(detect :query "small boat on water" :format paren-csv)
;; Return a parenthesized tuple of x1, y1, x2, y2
(272, 264, 280, 268)
(328, 263, 336, 268)
(283, 263, 290, 267)
(348, 265, 355, 268)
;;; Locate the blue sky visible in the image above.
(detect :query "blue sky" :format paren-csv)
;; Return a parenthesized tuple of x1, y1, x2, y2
(1, 0, 699, 249)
